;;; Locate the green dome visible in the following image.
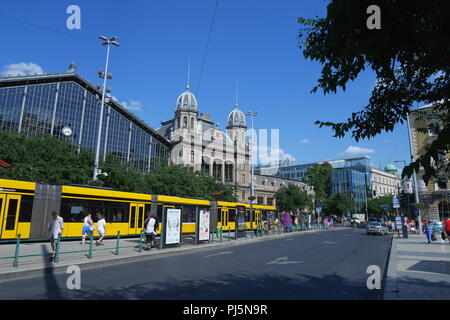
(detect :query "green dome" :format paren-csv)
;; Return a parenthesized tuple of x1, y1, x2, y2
(385, 164, 397, 172)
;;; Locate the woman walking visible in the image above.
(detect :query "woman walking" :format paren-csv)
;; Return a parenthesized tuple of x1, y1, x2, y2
(81, 213, 94, 246)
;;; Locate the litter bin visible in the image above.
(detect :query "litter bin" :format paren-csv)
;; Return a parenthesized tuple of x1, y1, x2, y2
(216, 227, 223, 240)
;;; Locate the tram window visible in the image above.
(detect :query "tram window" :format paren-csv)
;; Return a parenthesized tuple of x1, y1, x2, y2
(60, 199, 129, 223)
(5, 199, 18, 230)
(157, 205, 163, 221)
(261, 210, 268, 221)
(18, 195, 33, 222)
(138, 206, 144, 228)
(182, 205, 196, 223)
(245, 210, 251, 222)
(130, 206, 136, 228)
(228, 209, 236, 222)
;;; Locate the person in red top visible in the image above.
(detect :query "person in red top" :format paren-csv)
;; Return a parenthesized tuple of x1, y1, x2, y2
(444, 218, 450, 244)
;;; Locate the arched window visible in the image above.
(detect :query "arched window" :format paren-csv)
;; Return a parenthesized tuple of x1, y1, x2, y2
(191, 151, 195, 163)
(191, 117, 195, 129)
(183, 116, 187, 129)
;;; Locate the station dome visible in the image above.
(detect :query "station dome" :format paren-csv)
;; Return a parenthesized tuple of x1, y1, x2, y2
(384, 164, 397, 174)
(176, 89, 198, 113)
(227, 107, 247, 129)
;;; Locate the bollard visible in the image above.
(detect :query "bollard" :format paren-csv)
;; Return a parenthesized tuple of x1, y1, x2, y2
(114, 231, 121, 255)
(159, 228, 164, 250)
(87, 234, 93, 259)
(138, 231, 144, 252)
(54, 233, 62, 263)
(13, 234, 21, 267)
(210, 231, 214, 244)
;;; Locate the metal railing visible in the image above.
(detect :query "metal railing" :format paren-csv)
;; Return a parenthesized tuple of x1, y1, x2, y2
(0, 222, 331, 268)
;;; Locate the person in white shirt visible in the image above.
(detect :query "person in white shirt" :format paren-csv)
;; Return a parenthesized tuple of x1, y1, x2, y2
(144, 212, 156, 249)
(48, 211, 64, 261)
(96, 214, 106, 246)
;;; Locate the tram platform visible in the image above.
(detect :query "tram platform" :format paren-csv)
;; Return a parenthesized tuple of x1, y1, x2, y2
(0, 226, 339, 281)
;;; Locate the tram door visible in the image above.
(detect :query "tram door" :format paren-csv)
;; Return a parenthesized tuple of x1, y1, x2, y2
(129, 203, 145, 235)
(0, 194, 21, 239)
(221, 208, 229, 230)
(254, 210, 261, 229)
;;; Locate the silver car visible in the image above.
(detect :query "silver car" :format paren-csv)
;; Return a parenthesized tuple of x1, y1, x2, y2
(367, 222, 388, 236)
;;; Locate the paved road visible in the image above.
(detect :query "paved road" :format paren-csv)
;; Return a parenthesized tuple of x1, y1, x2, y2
(0, 228, 392, 300)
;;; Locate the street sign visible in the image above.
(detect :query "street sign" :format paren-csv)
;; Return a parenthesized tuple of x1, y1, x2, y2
(383, 205, 389, 211)
(316, 206, 323, 214)
(392, 198, 400, 209)
(404, 181, 413, 194)
(414, 208, 420, 217)
(395, 216, 403, 230)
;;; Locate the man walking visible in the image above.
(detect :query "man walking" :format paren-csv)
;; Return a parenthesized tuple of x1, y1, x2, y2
(48, 211, 64, 261)
(144, 212, 156, 250)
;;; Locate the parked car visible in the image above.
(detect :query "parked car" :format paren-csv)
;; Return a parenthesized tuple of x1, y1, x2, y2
(367, 222, 388, 236)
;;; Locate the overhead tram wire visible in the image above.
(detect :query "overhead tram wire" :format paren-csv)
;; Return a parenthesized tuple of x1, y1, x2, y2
(196, 0, 219, 98)
(0, 12, 98, 41)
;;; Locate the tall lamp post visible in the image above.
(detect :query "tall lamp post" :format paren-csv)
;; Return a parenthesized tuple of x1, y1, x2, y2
(93, 36, 120, 180)
(246, 111, 259, 231)
(406, 113, 422, 233)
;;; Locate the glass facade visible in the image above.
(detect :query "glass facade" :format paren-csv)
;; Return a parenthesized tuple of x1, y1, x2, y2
(0, 73, 169, 172)
(256, 156, 373, 213)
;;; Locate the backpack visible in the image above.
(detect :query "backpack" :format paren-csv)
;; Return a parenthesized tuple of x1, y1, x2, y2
(153, 216, 160, 231)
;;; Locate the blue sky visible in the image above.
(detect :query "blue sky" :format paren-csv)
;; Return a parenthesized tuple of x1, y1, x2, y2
(0, 0, 411, 171)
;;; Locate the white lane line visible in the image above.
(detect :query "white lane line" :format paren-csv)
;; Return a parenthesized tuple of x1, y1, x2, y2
(204, 251, 233, 258)
(266, 257, 304, 265)
(284, 238, 295, 241)
(322, 241, 337, 245)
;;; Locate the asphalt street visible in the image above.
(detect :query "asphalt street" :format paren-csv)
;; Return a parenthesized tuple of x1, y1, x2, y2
(0, 227, 393, 300)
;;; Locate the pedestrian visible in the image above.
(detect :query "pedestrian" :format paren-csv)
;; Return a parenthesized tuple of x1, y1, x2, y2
(144, 212, 156, 249)
(444, 218, 450, 245)
(96, 213, 106, 246)
(424, 223, 433, 244)
(48, 211, 64, 261)
(81, 212, 94, 246)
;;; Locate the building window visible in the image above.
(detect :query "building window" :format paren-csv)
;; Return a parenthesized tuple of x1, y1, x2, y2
(183, 116, 187, 129)
(191, 151, 194, 163)
(191, 117, 195, 129)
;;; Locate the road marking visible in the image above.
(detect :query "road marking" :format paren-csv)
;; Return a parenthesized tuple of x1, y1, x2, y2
(266, 257, 303, 265)
(322, 241, 337, 245)
(204, 251, 233, 258)
(284, 238, 295, 241)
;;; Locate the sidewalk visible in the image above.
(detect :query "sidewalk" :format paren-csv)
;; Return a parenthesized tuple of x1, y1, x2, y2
(384, 233, 450, 300)
(0, 226, 338, 281)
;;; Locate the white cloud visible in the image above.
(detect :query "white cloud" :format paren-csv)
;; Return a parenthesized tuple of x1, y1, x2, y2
(300, 138, 310, 144)
(1, 63, 44, 77)
(257, 145, 296, 165)
(121, 100, 143, 112)
(341, 146, 375, 156)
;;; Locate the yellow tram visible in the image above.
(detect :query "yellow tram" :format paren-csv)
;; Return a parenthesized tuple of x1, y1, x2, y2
(0, 178, 278, 240)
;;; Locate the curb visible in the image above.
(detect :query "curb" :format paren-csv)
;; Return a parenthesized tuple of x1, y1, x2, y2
(383, 235, 399, 300)
(0, 227, 342, 282)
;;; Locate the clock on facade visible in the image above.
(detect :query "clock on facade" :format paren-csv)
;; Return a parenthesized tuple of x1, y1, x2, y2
(61, 127, 73, 137)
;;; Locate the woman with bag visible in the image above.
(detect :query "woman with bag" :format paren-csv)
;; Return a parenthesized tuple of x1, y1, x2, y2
(81, 213, 95, 245)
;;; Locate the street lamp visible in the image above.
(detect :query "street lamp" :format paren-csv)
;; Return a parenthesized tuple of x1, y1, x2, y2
(246, 111, 258, 233)
(93, 36, 120, 180)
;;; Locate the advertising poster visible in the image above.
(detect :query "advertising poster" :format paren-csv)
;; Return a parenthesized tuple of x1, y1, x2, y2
(237, 212, 246, 232)
(166, 208, 181, 245)
(198, 209, 210, 241)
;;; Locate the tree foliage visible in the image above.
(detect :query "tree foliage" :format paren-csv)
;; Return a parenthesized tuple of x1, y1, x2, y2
(302, 162, 333, 205)
(367, 195, 394, 217)
(0, 131, 237, 202)
(0, 132, 93, 184)
(275, 183, 313, 213)
(298, 0, 450, 182)
(324, 193, 354, 216)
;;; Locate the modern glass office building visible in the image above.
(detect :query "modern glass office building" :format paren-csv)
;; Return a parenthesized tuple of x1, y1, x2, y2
(256, 156, 373, 213)
(0, 67, 170, 172)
